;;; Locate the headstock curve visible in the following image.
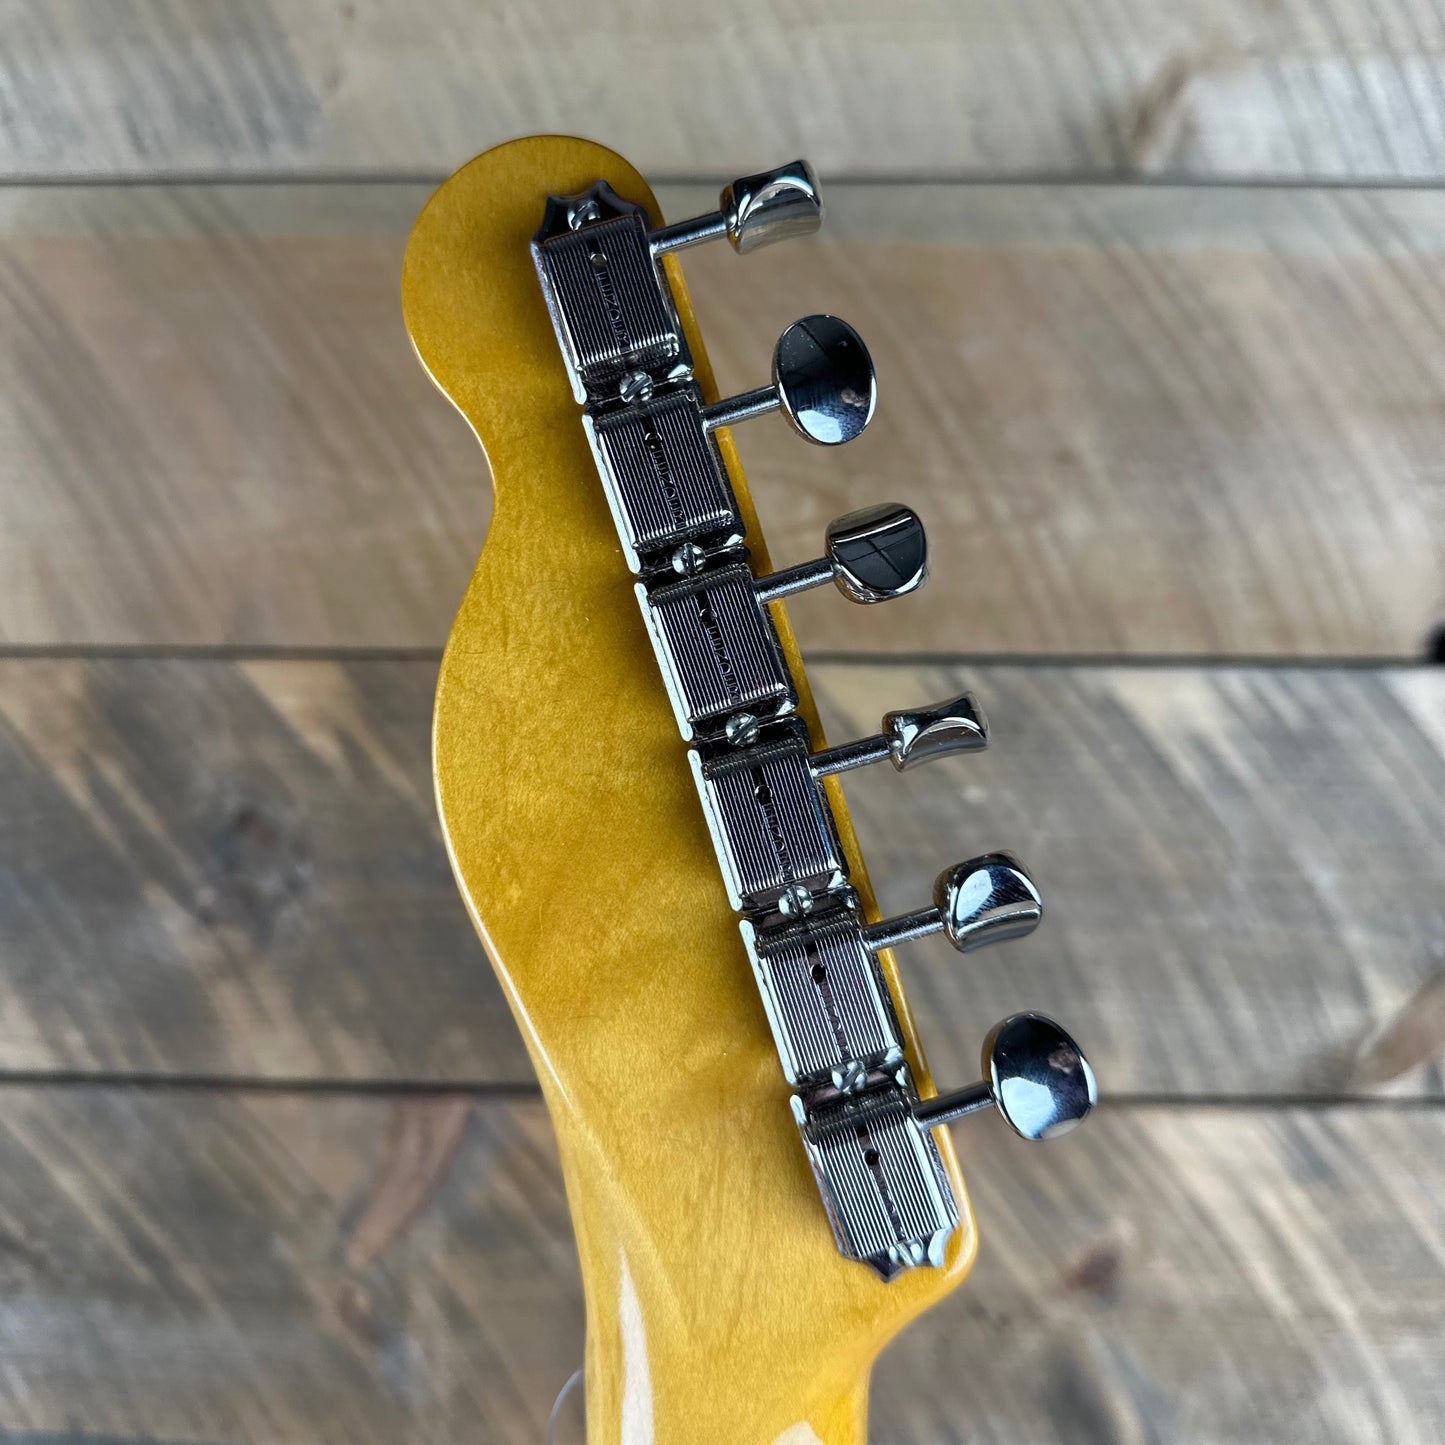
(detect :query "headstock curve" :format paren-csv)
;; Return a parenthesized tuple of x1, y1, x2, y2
(403, 135, 976, 1445)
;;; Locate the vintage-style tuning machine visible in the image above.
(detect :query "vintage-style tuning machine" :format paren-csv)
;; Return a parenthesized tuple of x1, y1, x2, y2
(862, 854, 1041, 954)
(690, 696, 986, 915)
(740, 856, 1042, 1093)
(535, 164, 829, 405)
(640, 504, 928, 741)
(651, 160, 823, 256)
(701, 315, 876, 446)
(810, 693, 987, 776)
(754, 503, 926, 604)
(795, 1015, 1096, 1277)
(915, 1013, 1098, 1141)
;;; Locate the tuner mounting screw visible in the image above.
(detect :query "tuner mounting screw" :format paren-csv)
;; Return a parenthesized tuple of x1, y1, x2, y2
(569, 198, 601, 230)
(619, 370, 654, 404)
(724, 713, 761, 748)
(776, 884, 814, 918)
(670, 542, 707, 576)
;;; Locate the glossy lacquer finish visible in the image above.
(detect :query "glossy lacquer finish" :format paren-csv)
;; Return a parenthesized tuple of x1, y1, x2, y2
(403, 137, 975, 1445)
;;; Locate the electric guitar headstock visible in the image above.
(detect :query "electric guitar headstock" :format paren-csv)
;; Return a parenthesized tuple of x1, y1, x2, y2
(403, 136, 1096, 1445)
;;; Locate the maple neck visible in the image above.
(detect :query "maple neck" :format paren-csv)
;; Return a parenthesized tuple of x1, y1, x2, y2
(573, 1194, 871, 1443)
(407, 135, 976, 1445)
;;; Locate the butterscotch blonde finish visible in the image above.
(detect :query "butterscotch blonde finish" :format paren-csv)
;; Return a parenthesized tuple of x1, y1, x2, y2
(403, 137, 975, 1445)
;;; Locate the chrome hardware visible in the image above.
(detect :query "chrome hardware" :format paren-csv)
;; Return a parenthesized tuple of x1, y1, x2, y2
(691, 700, 986, 914)
(533, 158, 1083, 1282)
(639, 510, 929, 740)
(637, 561, 795, 741)
(915, 1013, 1097, 1142)
(795, 1014, 1095, 1278)
(651, 161, 824, 257)
(741, 906, 904, 1091)
(811, 693, 988, 777)
(583, 388, 743, 573)
(753, 504, 927, 605)
(689, 718, 848, 913)
(533, 182, 693, 405)
(700, 315, 876, 446)
(862, 854, 1042, 955)
(794, 1072, 958, 1279)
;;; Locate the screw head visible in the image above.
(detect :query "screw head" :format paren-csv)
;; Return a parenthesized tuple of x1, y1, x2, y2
(670, 542, 707, 576)
(724, 713, 761, 747)
(982, 1013, 1097, 1141)
(569, 199, 602, 229)
(830, 1060, 867, 1093)
(777, 883, 814, 918)
(619, 371, 654, 404)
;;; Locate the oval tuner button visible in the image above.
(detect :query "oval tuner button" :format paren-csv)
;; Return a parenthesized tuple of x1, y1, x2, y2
(914, 1013, 1098, 1142)
(699, 314, 876, 447)
(935, 852, 1041, 952)
(773, 315, 877, 446)
(808, 691, 988, 780)
(859, 854, 1042, 956)
(752, 502, 926, 607)
(724, 160, 823, 253)
(824, 502, 927, 602)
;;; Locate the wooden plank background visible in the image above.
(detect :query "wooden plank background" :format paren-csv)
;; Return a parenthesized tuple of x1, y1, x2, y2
(8, 0, 1445, 182)
(3, 5, 1444, 1441)
(5, 182, 1445, 655)
(4, 656, 1443, 1099)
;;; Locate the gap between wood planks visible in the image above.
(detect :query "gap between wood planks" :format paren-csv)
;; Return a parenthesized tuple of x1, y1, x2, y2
(0, 1072, 1441, 1112)
(0, 643, 1434, 667)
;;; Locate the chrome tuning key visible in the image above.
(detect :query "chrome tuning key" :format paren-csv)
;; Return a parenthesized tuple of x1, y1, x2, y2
(651, 161, 823, 256)
(534, 163, 826, 405)
(582, 318, 881, 574)
(740, 855, 1040, 1093)
(701, 315, 877, 446)
(811, 693, 988, 776)
(639, 506, 928, 741)
(862, 854, 1042, 955)
(533, 153, 1091, 1284)
(915, 1013, 1098, 1141)
(690, 697, 986, 915)
(797, 1016, 1096, 1278)
(753, 503, 926, 605)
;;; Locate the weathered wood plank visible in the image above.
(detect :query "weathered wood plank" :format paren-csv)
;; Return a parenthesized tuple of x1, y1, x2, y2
(7, 0, 1445, 181)
(4, 182, 1445, 656)
(0, 657, 529, 1082)
(821, 663, 1445, 1100)
(4, 657, 1442, 1098)
(0, 1089, 1440, 1443)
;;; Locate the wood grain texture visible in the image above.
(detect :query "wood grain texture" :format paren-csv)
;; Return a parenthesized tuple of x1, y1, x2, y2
(4, 182, 1445, 656)
(1, 1089, 1440, 1444)
(7, 0, 1445, 181)
(408, 134, 967, 1445)
(6, 657, 1443, 1098)
(0, 656, 527, 1081)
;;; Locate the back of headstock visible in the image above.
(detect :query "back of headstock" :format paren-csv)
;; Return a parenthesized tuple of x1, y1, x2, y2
(403, 136, 1095, 1445)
